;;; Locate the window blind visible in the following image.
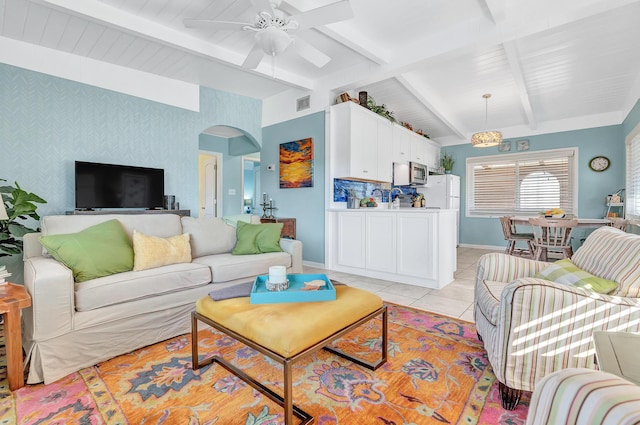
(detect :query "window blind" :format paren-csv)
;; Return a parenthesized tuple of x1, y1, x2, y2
(626, 133, 640, 220)
(467, 148, 577, 216)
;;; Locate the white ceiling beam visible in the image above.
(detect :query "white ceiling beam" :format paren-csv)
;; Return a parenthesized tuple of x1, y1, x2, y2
(35, 0, 316, 90)
(483, 0, 537, 130)
(280, 0, 390, 64)
(395, 75, 467, 140)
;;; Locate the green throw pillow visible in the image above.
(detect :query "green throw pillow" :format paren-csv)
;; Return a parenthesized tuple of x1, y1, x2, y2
(534, 259, 619, 294)
(232, 221, 284, 255)
(39, 219, 134, 282)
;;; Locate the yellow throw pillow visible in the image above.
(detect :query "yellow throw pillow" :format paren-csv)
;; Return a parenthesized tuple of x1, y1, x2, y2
(133, 230, 192, 271)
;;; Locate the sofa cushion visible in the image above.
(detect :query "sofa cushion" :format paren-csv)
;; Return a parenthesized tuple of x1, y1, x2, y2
(181, 217, 236, 257)
(232, 221, 283, 255)
(75, 262, 211, 311)
(534, 259, 619, 294)
(39, 219, 134, 282)
(133, 230, 191, 271)
(571, 226, 640, 297)
(193, 251, 291, 283)
(476, 280, 509, 326)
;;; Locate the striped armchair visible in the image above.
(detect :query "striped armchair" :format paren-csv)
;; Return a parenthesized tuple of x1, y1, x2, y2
(526, 369, 640, 425)
(474, 226, 640, 410)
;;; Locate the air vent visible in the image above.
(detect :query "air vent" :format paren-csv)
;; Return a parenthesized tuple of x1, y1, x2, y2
(296, 95, 310, 111)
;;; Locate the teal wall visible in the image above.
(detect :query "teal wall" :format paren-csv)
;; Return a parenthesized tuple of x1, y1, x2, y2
(623, 99, 640, 138)
(446, 125, 625, 248)
(262, 112, 325, 263)
(0, 63, 262, 219)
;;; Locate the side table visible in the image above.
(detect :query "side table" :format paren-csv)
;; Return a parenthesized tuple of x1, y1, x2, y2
(593, 331, 640, 386)
(0, 283, 32, 390)
(260, 217, 296, 239)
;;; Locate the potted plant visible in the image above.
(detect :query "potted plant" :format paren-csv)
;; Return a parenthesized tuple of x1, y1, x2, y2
(440, 151, 455, 174)
(0, 179, 47, 258)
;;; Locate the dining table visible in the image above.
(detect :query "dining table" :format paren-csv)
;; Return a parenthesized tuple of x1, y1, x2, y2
(510, 216, 610, 228)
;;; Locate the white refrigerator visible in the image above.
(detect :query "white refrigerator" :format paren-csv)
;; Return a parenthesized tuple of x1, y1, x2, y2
(420, 174, 460, 244)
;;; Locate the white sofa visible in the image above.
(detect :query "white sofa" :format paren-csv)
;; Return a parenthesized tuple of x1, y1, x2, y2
(22, 213, 303, 384)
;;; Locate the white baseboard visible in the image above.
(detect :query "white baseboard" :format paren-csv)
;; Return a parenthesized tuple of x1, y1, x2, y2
(302, 260, 325, 269)
(458, 243, 504, 251)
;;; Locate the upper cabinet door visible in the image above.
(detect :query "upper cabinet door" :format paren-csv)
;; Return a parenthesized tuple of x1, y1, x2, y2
(377, 120, 393, 183)
(392, 126, 410, 163)
(349, 106, 378, 180)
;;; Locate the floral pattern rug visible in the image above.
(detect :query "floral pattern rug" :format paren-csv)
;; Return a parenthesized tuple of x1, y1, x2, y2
(0, 303, 530, 424)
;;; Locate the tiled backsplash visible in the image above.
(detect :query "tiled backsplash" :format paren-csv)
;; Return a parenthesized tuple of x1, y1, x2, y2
(333, 178, 417, 202)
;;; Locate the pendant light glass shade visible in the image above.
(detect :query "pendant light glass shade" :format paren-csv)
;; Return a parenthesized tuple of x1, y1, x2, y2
(471, 94, 502, 147)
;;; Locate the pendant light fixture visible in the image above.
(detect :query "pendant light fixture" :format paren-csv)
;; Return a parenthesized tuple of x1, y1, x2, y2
(471, 93, 502, 147)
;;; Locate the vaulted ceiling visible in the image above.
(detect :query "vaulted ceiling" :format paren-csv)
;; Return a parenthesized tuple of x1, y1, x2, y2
(2, 0, 639, 145)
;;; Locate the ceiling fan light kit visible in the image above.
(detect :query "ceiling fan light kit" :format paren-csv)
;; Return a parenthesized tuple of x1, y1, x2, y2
(471, 93, 502, 148)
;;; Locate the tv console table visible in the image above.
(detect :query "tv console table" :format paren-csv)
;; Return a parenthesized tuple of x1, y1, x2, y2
(68, 209, 191, 217)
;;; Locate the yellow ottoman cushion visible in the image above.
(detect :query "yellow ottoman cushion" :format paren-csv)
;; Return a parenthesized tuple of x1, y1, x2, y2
(196, 285, 383, 358)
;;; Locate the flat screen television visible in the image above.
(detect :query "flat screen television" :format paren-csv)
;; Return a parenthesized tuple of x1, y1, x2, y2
(75, 161, 165, 210)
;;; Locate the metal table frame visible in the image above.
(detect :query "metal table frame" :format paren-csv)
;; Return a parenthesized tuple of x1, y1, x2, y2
(191, 305, 388, 425)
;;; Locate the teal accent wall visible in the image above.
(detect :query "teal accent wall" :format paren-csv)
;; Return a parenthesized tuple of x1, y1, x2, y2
(262, 111, 325, 263)
(446, 125, 625, 248)
(0, 63, 261, 218)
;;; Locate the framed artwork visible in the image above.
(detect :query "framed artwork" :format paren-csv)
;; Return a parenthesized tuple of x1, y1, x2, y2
(517, 139, 530, 151)
(279, 138, 314, 188)
(498, 141, 511, 152)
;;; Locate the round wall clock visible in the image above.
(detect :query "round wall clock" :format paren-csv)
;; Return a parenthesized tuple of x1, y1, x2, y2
(589, 156, 610, 172)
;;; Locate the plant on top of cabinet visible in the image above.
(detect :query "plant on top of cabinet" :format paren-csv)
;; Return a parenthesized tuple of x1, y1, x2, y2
(440, 150, 455, 173)
(366, 97, 396, 122)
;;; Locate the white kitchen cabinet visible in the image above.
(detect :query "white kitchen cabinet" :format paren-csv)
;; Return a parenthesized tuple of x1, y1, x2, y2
(336, 211, 366, 268)
(329, 209, 456, 289)
(331, 102, 392, 182)
(392, 126, 410, 163)
(424, 139, 440, 170)
(365, 212, 396, 273)
(377, 120, 393, 182)
(396, 213, 436, 279)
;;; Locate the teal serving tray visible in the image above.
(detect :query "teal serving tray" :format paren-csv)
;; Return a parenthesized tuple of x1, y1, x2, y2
(250, 273, 336, 304)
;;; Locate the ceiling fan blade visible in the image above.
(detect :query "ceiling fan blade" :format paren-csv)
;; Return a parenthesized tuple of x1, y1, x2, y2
(242, 43, 265, 69)
(249, 0, 275, 16)
(183, 18, 249, 30)
(290, 0, 354, 29)
(290, 36, 331, 67)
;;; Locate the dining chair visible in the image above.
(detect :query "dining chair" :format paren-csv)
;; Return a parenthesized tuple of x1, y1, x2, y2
(606, 217, 629, 231)
(500, 216, 535, 258)
(528, 217, 578, 261)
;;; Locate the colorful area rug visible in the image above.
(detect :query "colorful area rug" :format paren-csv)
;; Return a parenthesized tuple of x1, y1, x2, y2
(0, 304, 529, 424)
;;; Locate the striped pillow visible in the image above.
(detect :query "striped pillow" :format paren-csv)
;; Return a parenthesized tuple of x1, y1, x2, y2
(572, 226, 640, 297)
(534, 259, 618, 294)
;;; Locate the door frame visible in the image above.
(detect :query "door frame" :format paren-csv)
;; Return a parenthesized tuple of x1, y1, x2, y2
(198, 151, 223, 218)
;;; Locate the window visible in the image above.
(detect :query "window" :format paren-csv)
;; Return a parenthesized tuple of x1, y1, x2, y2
(466, 148, 577, 217)
(627, 132, 640, 220)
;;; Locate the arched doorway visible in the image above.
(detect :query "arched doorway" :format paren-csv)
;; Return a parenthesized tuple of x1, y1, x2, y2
(198, 125, 260, 217)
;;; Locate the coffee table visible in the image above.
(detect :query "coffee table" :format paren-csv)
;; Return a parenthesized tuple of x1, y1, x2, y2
(191, 285, 387, 425)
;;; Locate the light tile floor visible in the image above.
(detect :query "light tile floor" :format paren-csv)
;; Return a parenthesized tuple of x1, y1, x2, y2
(304, 246, 500, 323)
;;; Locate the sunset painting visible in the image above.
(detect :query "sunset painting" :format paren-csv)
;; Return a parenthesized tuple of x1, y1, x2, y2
(279, 138, 314, 188)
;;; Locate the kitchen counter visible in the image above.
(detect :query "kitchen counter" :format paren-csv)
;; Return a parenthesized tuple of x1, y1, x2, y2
(325, 209, 457, 289)
(328, 207, 454, 213)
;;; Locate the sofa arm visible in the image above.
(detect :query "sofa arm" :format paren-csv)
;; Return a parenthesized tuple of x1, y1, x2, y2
(496, 277, 640, 392)
(279, 238, 303, 274)
(476, 252, 548, 284)
(22, 256, 75, 342)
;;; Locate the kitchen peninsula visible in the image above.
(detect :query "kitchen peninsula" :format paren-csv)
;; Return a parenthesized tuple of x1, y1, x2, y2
(325, 208, 457, 289)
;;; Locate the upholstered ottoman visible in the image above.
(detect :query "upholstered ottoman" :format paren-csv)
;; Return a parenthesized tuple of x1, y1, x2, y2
(191, 285, 387, 425)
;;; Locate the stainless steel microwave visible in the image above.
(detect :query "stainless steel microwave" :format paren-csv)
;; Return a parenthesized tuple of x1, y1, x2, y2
(409, 161, 428, 186)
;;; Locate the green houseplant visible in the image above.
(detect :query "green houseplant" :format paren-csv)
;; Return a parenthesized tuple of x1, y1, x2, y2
(440, 151, 455, 173)
(0, 179, 47, 257)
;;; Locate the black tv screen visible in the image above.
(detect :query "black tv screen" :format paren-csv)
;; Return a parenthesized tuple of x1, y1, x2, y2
(75, 161, 165, 209)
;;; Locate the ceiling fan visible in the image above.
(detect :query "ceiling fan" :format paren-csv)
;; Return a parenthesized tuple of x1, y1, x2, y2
(184, 0, 353, 69)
